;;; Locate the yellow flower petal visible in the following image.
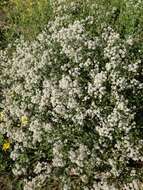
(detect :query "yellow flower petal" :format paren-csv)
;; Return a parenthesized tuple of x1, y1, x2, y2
(2, 142, 10, 151)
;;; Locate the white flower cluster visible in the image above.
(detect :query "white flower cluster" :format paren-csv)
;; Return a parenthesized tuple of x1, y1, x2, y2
(0, 10, 143, 190)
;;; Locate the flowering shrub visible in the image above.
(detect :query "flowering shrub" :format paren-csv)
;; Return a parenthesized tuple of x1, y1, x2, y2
(0, 1, 143, 190)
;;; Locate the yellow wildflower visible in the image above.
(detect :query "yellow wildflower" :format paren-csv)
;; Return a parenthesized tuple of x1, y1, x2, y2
(2, 142, 10, 151)
(21, 115, 29, 125)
